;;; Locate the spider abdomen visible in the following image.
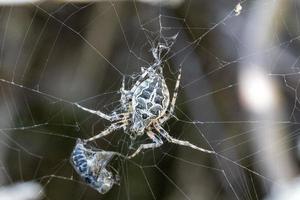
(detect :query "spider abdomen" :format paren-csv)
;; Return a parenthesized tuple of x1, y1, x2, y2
(131, 74, 170, 133)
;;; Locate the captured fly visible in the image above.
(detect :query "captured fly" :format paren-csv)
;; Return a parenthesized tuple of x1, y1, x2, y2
(71, 139, 119, 194)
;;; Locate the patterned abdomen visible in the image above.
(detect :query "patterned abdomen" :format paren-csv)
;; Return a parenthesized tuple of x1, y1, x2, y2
(131, 74, 170, 132)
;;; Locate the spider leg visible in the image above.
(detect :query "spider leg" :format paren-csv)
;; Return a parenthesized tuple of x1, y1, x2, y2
(121, 76, 126, 94)
(84, 120, 128, 143)
(75, 103, 129, 122)
(154, 124, 215, 154)
(120, 77, 130, 110)
(127, 129, 163, 159)
(159, 68, 182, 124)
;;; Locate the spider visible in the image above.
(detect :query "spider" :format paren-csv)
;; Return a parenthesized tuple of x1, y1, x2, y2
(74, 38, 215, 159)
(71, 139, 120, 194)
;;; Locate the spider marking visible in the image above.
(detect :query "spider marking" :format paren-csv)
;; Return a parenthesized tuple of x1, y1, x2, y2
(73, 35, 215, 159)
(71, 139, 120, 194)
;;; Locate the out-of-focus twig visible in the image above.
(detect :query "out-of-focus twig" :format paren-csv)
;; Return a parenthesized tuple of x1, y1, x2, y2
(0, 182, 43, 200)
(0, 0, 40, 4)
(239, 0, 297, 196)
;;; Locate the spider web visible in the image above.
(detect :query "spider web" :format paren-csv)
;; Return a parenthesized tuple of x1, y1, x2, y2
(0, 0, 299, 200)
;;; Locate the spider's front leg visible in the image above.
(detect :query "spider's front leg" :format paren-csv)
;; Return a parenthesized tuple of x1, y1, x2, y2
(154, 124, 215, 154)
(84, 120, 129, 143)
(74, 103, 128, 122)
(127, 128, 163, 159)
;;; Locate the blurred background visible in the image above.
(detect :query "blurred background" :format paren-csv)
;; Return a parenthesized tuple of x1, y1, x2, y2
(0, 0, 300, 199)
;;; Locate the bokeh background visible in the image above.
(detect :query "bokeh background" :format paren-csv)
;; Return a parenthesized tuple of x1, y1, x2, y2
(0, 0, 300, 200)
